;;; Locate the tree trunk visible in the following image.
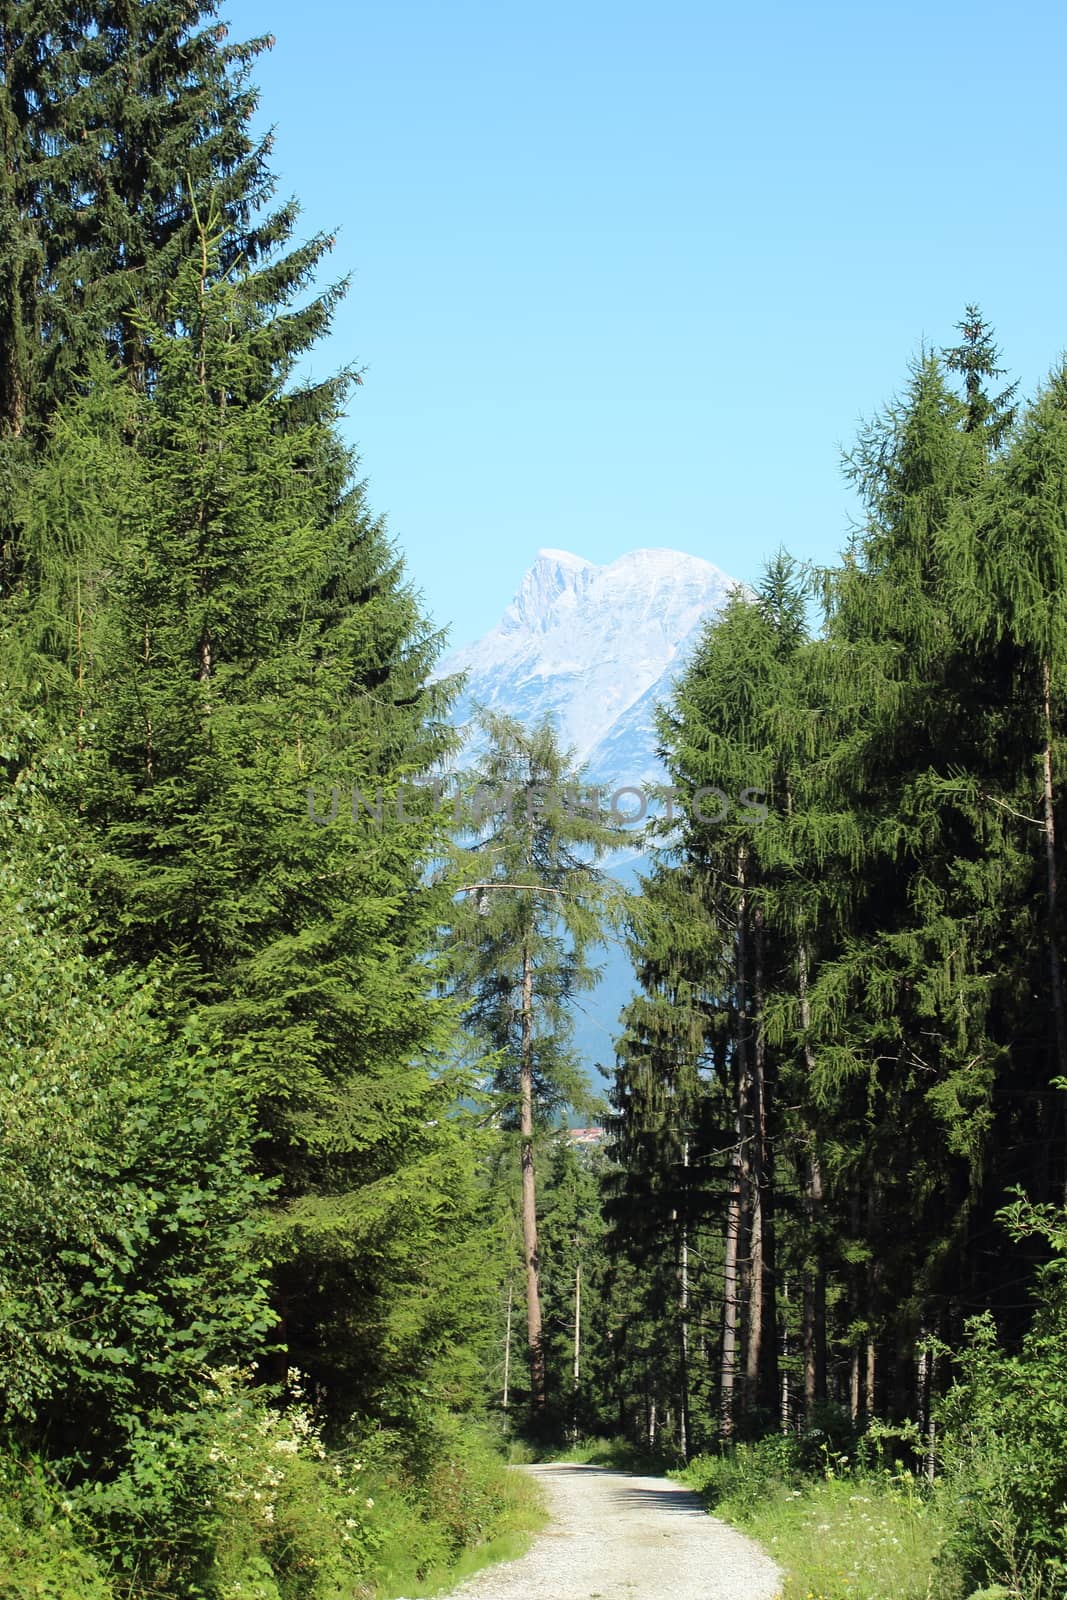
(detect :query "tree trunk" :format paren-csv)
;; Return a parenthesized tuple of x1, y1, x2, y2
(721, 1127, 742, 1440)
(520, 940, 546, 1409)
(746, 903, 778, 1416)
(722, 851, 747, 1438)
(678, 1138, 690, 1459)
(572, 1254, 581, 1436)
(1040, 660, 1067, 1199)
(780, 1276, 791, 1433)
(802, 1153, 827, 1419)
(798, 940, 827, 1418)
(502, 1280, 513, 1412)
(924, 1351, 937, 1484)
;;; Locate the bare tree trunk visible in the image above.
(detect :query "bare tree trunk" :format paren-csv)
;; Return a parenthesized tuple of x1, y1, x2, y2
(520, 940, 545, 1409)
(502, 1281, 513, 1413)
(572, 1255, 581, 1432)
(722, 851, 747, 1438)
(743, 912, 763, 1411)
(924, 1340, 938, 1484)
(678, 1138, 690, 1459)
(746, 904, 778, 1416)
(798, 940, 827, 1419)
(721, 1125, 742, 1440)
(1041, 661, 1067, 1200)
(802, 1153, 827, 1419)
(780, 1277, 791, 1432)
(849, 1187, 862, 1423)
(865, 1176, 881, 1420)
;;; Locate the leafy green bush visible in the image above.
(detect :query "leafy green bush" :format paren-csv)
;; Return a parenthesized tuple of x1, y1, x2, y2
(937, 1202, 1067, 1600)
(680, 1433, 801, 1514)
(73, 1367, 380, 1600)
(0, 710, 275, 1465)
(0, 1454, 115, 1600)
(363, 1415, 541, 1594)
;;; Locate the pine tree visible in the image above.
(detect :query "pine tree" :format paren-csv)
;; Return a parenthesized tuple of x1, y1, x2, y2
(446, 711, 627, 1418)
(0, 0, 342, 456)
(537, 1135, 611, 1437)
(10, 224, 476, 1419)
(0, 702, 274, 1464)
(792, 331, 1023, 1416)
(609, 560, 817, 1443)
(949, 364, 1067, 1206)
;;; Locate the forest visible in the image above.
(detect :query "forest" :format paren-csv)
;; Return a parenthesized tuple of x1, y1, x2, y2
(2, 5, 1067, 1600)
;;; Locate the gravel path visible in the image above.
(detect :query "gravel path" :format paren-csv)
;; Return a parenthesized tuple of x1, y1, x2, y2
(422, 1463, 782, 1600)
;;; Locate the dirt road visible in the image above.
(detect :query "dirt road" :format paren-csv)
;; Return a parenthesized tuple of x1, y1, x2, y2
(426, 1463, 782, 1600)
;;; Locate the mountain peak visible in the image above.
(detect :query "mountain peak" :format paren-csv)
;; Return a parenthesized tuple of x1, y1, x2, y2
(442, 544, 738, 780)
(503, 548, 596, 634)
(535, 546, 593, 569)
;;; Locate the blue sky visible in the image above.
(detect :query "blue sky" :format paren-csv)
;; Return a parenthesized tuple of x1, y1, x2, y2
(223, 0, 1066, 648)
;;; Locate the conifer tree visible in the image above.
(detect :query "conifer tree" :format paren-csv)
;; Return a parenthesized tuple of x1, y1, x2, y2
(537, 1135, 612, 1436)
(446, 711, 627, 1416)
(610, 561, 815, 1442)
(9, 222, 479, 1419)
(608, 863, 727, 1453)
(0, 0, 341, 453)
(946, 364, 1067, 1205)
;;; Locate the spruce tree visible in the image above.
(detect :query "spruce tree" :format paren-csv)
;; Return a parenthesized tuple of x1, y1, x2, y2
(10, 222, 478, 1419)
(0, 0, 342, 453)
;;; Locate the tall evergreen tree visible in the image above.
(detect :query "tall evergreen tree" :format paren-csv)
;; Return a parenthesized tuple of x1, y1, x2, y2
(8, 222, 477, 1419)
(0, 0, 342, 461)
(446, 711, 627, 1416)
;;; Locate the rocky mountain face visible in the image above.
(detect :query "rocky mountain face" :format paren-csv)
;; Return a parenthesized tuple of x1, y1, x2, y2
(438, 545, 738, 1081)
(440, 546, 737, 794)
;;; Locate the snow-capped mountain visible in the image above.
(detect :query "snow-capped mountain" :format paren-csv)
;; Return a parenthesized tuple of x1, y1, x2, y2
(439, 546, 739, 1082)
(440, 546, 738, 792)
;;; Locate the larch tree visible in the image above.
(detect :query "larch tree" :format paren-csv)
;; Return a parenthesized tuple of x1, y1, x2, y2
(445, 710, 628, 1416)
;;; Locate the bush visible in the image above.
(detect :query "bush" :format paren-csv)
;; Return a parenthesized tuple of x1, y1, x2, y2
(680, 1433, 801, 1514)
(0, 714, 275, 1464)
(73, 1368, 380, 1600)
(0, 1454, 115, 1600)
(361, 1415, 541, 1594)
(938, 1305, 1067, 1599)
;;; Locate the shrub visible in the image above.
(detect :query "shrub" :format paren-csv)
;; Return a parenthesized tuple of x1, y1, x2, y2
(680, 1433, 801, 1514)
(74, 1368, 380, 1600)
(0, 1454, 114, 1600)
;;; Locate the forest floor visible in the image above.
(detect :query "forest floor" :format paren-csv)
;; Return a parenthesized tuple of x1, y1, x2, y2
(415, 1462, 783, 1600)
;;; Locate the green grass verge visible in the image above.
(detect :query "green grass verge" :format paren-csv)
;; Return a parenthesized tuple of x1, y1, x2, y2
(511, 1433, 676, 1476)
(730, 1473, 959, 1600)
(676, 1450, 964, 1600)
(372, 1459, 548, 1599)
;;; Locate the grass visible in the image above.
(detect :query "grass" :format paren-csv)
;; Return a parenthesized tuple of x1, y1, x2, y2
(512, 1433, 675, 1476)
(737, 1473, 960, 1600)
(674, 1445, 963, 1600)
(374, 1460, 548, 1599)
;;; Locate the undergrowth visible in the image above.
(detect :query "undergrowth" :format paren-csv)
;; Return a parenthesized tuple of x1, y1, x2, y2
(0, 1378, 544, 1600)
(675, 1437, 961, 1600)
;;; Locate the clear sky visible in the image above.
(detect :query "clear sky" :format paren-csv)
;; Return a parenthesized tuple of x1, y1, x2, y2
(223, 0, 1066, 649)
